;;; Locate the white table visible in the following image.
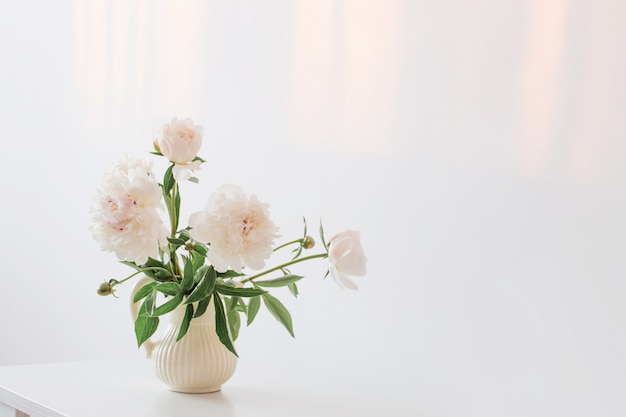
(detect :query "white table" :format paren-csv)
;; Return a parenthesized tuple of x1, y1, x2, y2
(0, 359, 413, 417)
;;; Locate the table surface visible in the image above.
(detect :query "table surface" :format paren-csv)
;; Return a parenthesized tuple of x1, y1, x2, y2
(0, 359, 414, 417)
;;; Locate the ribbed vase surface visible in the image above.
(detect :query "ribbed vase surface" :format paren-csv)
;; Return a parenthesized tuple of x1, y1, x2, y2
(151, 301, 238, 393)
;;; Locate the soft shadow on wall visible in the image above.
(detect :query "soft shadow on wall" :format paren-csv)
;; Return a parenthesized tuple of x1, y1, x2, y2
(285, 0, 399, 157)
(72, 0, 626, 188)
(73, 0, 209, 140)
(517, 0, 625, 185)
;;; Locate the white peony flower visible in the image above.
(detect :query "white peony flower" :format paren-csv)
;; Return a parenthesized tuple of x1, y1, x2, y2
(90, 155, 169, 265)
(154, 117, 203, 165)
(188, 184, 280, 273)
(327, 230, 367, 290)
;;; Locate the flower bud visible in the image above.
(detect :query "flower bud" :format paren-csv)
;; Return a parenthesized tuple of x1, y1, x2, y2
(302, 235, 315, 249)
(327, 230, 367, 290)
(97, 281, 115, 296)
(155, 117, 203, 164)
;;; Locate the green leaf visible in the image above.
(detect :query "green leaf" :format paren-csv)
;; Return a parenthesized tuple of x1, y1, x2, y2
(176, 304, 195, 342)
(178, 229, 191, 245)
(288, 282, 299, 298)
(153, 293, 183, 316)
(255, 275, 304, 288)
(227, 296, 240, 313)
(185, 265, 216, 304)
(178, 228, 191, 241)
(167, 237, 187, 247)
(213, 294, 238, 357)
(194, 295, 211, 318)
(145, 289, 157, 316)
(191, 249, 206, 270)
(262, 293, 295, 337)
(228, 312, 241, 341)
(133, 281, 157, 303)
(291, 245, 303, 260)
(135, 312, 159, 347)
(174, 188, 181, 230)
(155, 282, 181, 296)
(246, 296, 261, 326)
(193, 264, 208, 284)
(192, 243, 208, 257)
(319, 219, 328, 251)
(163, 164, 175, 195)
(237, 297, 247, 314)
(227, 297, 241, 341)
(217, 269, 245, 278)
(181, 260, 195, 292)
(140, 258, 173, 282)
(215, 284, 266, 297)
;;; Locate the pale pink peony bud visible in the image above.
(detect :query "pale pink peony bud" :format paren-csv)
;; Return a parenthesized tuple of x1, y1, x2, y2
(155, 117, 203, 164)
(328, 230, 367, 290)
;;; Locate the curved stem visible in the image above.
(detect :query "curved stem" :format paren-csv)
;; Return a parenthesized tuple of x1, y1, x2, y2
(113, 266, 172, 286)
(114, 270, 142, 285)
(273, 238, 303, 252)
(241, 252, 328, 283)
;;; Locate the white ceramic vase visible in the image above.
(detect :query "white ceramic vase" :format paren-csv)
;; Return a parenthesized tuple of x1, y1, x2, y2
(130, 277, 238, 393)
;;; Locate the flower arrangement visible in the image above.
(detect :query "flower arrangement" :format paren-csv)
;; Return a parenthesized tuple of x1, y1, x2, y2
(91, 117, 367, 356)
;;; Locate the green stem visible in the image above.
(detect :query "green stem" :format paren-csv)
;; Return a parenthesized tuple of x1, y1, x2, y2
(168, 182, 179, 236)
(167, 181, 182, 278)
(113, 266, 171, 286)
(241, 252, 328, 283)
(273, 238, 303, 252)
(114, 270, 142, 285)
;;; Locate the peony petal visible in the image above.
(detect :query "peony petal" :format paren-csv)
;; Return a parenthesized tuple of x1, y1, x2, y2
(156, 117, 203, 164)
(337, 273, 359, 290)
(90, 155, 168, 265)
(208, 254, 230, 273)
(172, 164, 192, 182)
(328, 229, 367, 277)
(172, 160, 202, 182)
(188, 184, 278, 273)
(188, 211, 211, 243)
(335, 247, 367, 276)
(328, 265, 359, 290)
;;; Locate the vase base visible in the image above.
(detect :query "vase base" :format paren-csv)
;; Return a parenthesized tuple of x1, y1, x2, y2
(167, 385, 222, 394)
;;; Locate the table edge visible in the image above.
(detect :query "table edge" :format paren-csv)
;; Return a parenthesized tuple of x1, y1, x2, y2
(0, 384, 67, 417)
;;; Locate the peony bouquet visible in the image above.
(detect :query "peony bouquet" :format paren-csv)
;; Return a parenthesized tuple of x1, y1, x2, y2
(90, 117, 367, 356)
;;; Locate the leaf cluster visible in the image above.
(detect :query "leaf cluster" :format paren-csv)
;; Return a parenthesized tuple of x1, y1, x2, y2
(105, 159, 331, 356)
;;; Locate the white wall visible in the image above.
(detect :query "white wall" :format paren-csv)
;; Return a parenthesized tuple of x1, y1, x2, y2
(1, 1, 626, 415)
